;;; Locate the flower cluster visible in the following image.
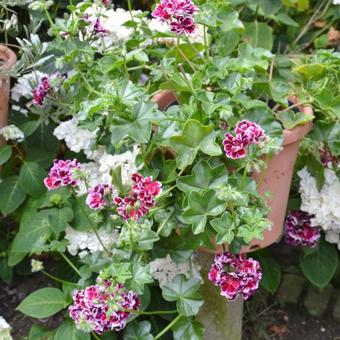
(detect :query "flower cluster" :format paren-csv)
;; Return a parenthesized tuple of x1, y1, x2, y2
(284, 210, 320, 248)
(31, 259, 44, 273)
(208, 252, 262, 301)
(319, 147, 338, 168)
(0, 316, 12, 340)
(69, 280, 140, 334)
(152, 0, 197, 35)
(0, 124, 24, 143)
(65, 227, 119, 258)
(32, 76, 50, 106)
(86, 184, 113, 210)
(299, 167, 340, 249)
(223, 120, 266, 159)
(114, 173, 162, 221)
(44, 159, 80, 190)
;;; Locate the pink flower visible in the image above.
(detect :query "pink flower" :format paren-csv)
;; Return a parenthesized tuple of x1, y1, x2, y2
(208, 252, 262, 301)
(32, 76, 50, 106)
(152, 0, 197, 35)
(319, 147, 338, 168)
(284, 210, 320, 248)
(223, 120, 266, 160)
(92, 18, 108, 36)
(44, 159, 80, 190)
(114, 174, 162, 221)
(102, 0, 111, 4)
(86, 184, 112, 210)
(69, 281, 140, 334)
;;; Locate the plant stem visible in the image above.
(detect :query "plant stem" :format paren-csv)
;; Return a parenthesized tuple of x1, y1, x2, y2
(203, 25, 209, 62)
(59, 252, 81, 277)
(44, 8, 54, 27)
(91, 332, 101, 340)
(154, 314, 181, 340)
(176, 38, 196, 72)
(42, 270, 78, 286)
(278, 101, 311, 113)
(157, 185, 177, 200)
(123, 308, 177, 315)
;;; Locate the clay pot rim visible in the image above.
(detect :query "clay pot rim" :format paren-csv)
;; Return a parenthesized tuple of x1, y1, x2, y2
(0, 44, 17, 73)
(152, 90, 314, 146)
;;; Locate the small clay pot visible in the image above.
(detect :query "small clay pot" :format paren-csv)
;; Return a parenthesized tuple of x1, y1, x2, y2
(152, 91, 313, 254)
(0, 45, 17, 145)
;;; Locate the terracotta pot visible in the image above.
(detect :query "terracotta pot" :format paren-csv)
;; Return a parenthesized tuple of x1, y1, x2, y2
(152, 90, 313, 254)
(0, 45, 17, 145)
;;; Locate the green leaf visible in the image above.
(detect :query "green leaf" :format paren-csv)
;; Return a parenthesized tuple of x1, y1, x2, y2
(72, 196, 93, 231)
(28, 324, 55, 340)
(111, 101, 163, 144)
(54, 319, 90, 340)
(17, 288, 67, 318)
(49, 207, 74, 236)
(0, 176, 27, 215)
(19, 161, 46, 197)
(0, 145, 12, 165)
(138, 220, 160, 250)
(0, 258, 13, 283)
(162, 274, 204, 316)
(172, 317, 204, 340)
(300, 239, 338, 289)
(20, 120, 39, 137)
(253, 250, 281, 294)
(276, 109, 314, 130)
(177, 160, 228, 193)
(167, 120, 222, 170)
(293, 63, 325, 81)
(243, 21, 273, 50)
(181, 190, 226, 234)
(124, 321, 154, 340)
(126, 261, 153, 294)
(210, 212, 235, 244)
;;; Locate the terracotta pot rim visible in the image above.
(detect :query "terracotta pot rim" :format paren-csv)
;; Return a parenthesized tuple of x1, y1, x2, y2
(152, 90, 314, 146)
(0, 44, 17, 73)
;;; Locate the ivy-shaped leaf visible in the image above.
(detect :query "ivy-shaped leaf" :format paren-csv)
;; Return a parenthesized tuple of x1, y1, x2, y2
(126, 261, 153, 294)
(124, 321, 154, 340)
(210, 212, 236, 244)
(166, 120, 222, 170)
(162, 274, 204, 316)
(177, 160, 228, 193)
(172, 317, 204, 340)
(181, 190, 226, 234)
(111, 101, 163, 144)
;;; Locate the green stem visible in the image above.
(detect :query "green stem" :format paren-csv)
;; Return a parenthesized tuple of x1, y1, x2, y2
(42, 270, 78, 286)
(122, 308, 177, 315)
(59, 252, 81, 277)
(79, 72, 102, 96)
(154, 314, 181, 340)
(203, 24, 209, 62)
(44, 8, 54, 27)
(91, 332, 101, 340)
(157, 185, 176, 200)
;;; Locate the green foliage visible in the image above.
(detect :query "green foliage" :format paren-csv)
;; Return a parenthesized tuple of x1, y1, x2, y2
(124, 321, 154, 340)
(0, 176, 26, 215)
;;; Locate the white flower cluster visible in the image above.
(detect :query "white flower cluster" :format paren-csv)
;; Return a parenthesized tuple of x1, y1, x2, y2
(11, 71, 46, 102)
(31, 259, 44, 273)
(65, 226, 119, 258)
(0, 316, 12, 340)
(333, 0, 340, 5)
(150, 254, 202, 288)
(0, 124, 24, 142)
(299, 167, 340, 248)
(54, 117, 97, 153)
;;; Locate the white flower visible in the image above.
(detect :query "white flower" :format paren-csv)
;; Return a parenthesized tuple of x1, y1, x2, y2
(65, 226, 119, 257)
(333, 0, 340, 5)
(149, 254, 202, 288)
(31, 259, 44, 273)
(0, 124, 24, 142)
(299, 167, 340, 249)
(54, 117, 97, 153)
(0, 316, 12, 340)
(11, 71, 46, 102)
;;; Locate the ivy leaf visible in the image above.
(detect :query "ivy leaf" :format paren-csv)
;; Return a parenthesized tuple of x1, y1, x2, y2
(55, 319, 90, 340)
(167, 120, 222, 170)
(19, 161, 46, 197)
(138, 220, 160, 250)
(162, 274, 204, 316)
(181, 190, 226, 234)
(172, 317, 204, 340)
(276, 109, 314, 130)
(177, 160, 228, 193)
(0, 144, 12, 165)
(126, 262, 153, 294)
(155, 208, 177, 237)
(210, 212, 235, 244)
(48, 207, 74, 236)
(0, 176, 27, 215)
(17, 288, 67, 318)
(111, 101, 163, 144)
(124, 321, 154, 340)
(300, 239, 338, 289)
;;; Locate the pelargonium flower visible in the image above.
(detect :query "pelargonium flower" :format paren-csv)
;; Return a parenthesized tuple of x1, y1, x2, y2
(208, 252, 262, 301)
(319, 147, 338, 168)
(152, 0, 197, 35)
(114, 173, 162, 221)
(102, 0, 111, 4)
(69, 280, 140, 334)
(92, 18, 108, 36)
(284, 210, 321, 248)
(32, 76, 50, 106)
(44, 159, 80, 190)
(86, 184, 113, 210)
(223, 120, 266, 159)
